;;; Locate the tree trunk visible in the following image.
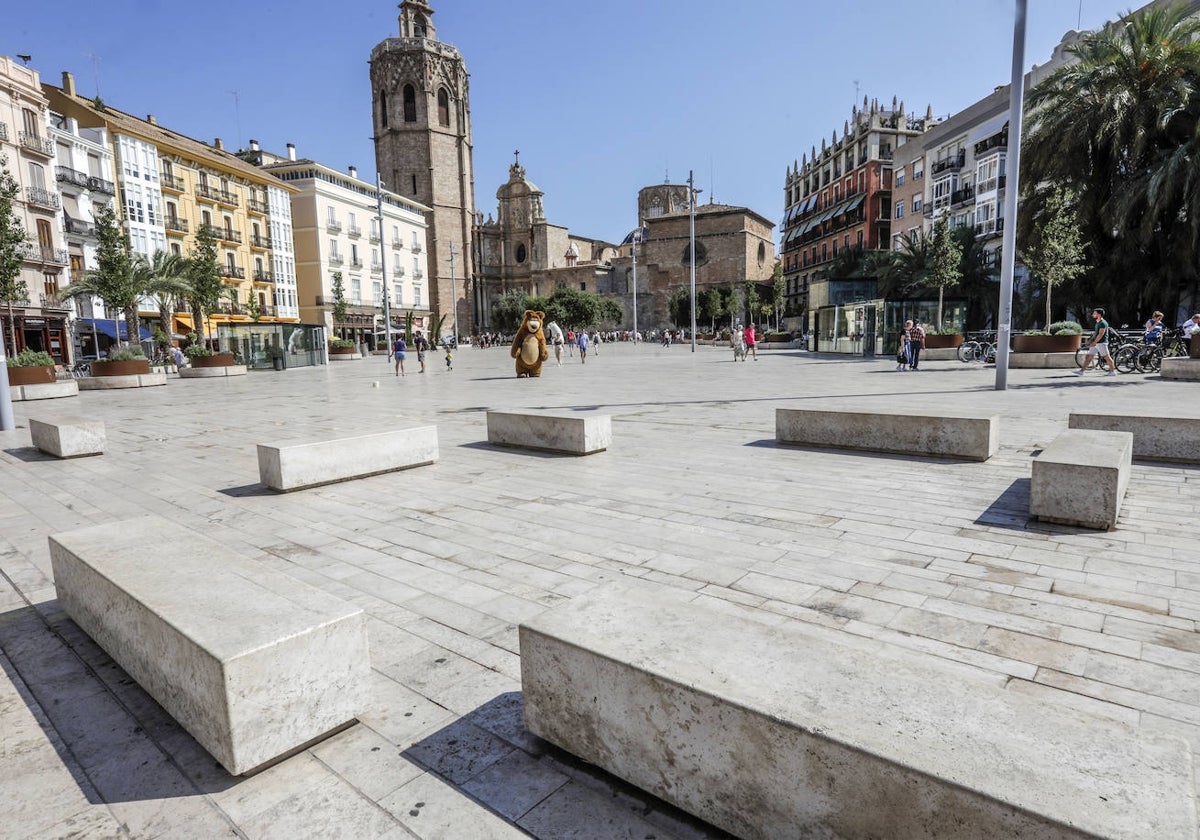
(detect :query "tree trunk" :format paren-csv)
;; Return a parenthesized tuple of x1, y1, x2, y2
(6, 300, 15, 357)
(1044, 285, 1052, 331)
(937, 286, 945, 331)
(193, 300, 206, 345)
(158, 301, 172, 347)
(125, 305, 140, 351)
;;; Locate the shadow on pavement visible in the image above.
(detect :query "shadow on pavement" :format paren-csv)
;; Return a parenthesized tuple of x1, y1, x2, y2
(2, 447, 55, 462)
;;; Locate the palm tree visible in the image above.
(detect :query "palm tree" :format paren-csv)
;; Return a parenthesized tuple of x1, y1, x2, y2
(142, 251, 190, 345)
(1023, 2, 1200, 321)
(58, 254, 164, 351)
(887, 231, 930, 297)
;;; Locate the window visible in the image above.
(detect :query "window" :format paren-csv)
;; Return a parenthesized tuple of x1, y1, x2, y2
(394, 286, 403, 306)
(327, 206, 337, 226)
(373, 281, 381, 303)
(202, 210, 212, 227)
(579, 282, 586, 291)
(27, 162, 46, 191)
(913, 162, 924, 180)
(895, 202, 904, 219)
(22, 108, 40, 137)
(351, 278, 361, 305)
(380, 90, 388, 128)
(413, 285, 422, 307)
(437, 89, 450, 127)
(516, 243, 526, 263)
(403, 85, 417, 122)
(896, 170, 905, 187)
(912, 196, 923, 212)
(37, 219, 53, 248)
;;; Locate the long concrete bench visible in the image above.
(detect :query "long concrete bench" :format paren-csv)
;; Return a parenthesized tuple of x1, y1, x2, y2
(486, 410, 611, 455)
(49, 515, 369, 776)
(1069, 411, 1200, 463)
(1031, 429, 1132, 530)
(776, 407, 998, 461)
(520, 587, 1194, 840)
(29, 415, 105, 458)
(257, 426, 438, 491)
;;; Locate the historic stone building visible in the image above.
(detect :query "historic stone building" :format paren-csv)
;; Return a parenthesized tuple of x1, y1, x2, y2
(370, 1, 475, 340)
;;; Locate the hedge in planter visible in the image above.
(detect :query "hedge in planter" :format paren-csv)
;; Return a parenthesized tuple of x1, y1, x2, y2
(6, 349, 57, 386)
(93, 349, 150, 376)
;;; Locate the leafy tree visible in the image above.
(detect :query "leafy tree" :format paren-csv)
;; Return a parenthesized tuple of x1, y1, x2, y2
(547, 286, 598, 329)
(702, 287, 723, 332)
(330, 271, 348, 332)
(927, 216, 962, 330)
(0, 155, 27, 357)
(668, 287, 691, 327)
(491, 289, 528, 333)
(598, 297, 623, 327)
(771, 260, 785, 329)
(142, 251, 189, 342)
(743, 281, 760, 326)
(245, 288, 262, 322)
(953, 225, 1000, 330)
(1021, 187, 1088, 328)
(186, 223, 222, 345)
(59, 205, 148, 348)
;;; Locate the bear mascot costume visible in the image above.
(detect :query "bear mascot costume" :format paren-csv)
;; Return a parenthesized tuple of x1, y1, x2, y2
(511, 310, 549, 377)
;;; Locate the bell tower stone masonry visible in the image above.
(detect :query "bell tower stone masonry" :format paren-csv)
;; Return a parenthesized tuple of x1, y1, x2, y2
(371, 1, 476, 335)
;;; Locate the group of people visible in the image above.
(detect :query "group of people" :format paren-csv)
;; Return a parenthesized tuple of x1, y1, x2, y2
(729, 324, 759, 362)
(391, 330, 453, 377)
(895, 319, 926, 371)
(1076, 308, 1200, 375)
(546, 322, 598, 364)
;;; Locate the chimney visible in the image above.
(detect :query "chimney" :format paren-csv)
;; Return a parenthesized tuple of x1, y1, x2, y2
(214, 138, 224, 151)
(249, 139, 260, 152)
(286, 143, 296, 161)
(62, 71, 76, 97)
(349, 165, 358, 179)
(147, 115, 157, 125)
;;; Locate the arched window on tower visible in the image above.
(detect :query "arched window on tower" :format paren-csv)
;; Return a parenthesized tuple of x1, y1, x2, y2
(414, 14, 428, 37)
(403, 85, 417, 123)
(380, 90, 388, 128)
(437, 89, 450, 127)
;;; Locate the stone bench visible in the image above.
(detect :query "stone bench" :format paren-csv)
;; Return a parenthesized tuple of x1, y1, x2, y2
(520, 587, 1194, 840)
(1160, 357, 1200, 381)
(10, 380, 79, 402)
(1069, 411, 1200, 463)
(77, 372, 167, 389)
(486, 410, 611, 455)
(179, 365, 248, 378)
(776, 407, 998, 461)
(49, 515, 369, 776)
(1031, 429, 1132, 530)
(257, 426, 438, 491)
(29, 415, 105, 458)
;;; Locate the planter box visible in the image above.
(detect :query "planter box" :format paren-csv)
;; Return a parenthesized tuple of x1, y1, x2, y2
(91, 359, 151, 377)
(7, 365, 56, 386)
(329, 347, 357, 356)
(1012, 334, 1081, 353)
(189, 353, 236, 368)
(1191, 334, 1200, 359)
(924, 334, 963, 349)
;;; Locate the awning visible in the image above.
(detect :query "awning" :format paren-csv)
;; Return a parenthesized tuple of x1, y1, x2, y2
(76, 318, 152, 341)
(176, 313, 221, 334)
(844, 195, 865, 213)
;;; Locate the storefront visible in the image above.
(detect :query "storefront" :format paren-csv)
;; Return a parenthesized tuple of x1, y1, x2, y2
(216, 322, 326, 370)
(807, 279, 965, 356)
(2, 310, 71, 364)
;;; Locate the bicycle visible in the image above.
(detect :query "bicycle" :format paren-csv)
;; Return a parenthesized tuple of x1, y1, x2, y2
(957, 331, 997, 363)
(1075, 326, 1135, 372)
(67, 361, 91, 379)
(1116, 327, 1190, 373)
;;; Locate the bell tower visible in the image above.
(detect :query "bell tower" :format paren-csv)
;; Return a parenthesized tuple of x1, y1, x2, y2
(370, 1, 476, 336)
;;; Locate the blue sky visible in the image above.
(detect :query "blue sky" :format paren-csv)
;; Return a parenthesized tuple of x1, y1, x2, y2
(8, 1, 1126, 247)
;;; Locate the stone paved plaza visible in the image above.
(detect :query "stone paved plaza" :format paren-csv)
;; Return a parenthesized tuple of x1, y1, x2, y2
(1, 344, 1198, 839)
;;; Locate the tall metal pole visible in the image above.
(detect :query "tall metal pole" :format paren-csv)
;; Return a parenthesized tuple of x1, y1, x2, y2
(631, 224, 639, 343)
(376, 173, 393, 359)
(0, 317, 14, 431)
(995, 0, 1027, 391)
(449, 241, 459, 345)
(689, 170, 697, 352)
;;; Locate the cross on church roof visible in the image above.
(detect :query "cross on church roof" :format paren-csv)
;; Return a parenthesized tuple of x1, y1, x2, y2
(513, 149, 520, 165)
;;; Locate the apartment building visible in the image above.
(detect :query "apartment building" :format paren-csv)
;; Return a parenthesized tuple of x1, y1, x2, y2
(42, 71, 298, 332)
(0, 57, 74, 363)
(250, 145, 430, 345)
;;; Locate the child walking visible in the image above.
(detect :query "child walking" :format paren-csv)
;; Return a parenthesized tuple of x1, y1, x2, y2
(444, 344, 453, 371)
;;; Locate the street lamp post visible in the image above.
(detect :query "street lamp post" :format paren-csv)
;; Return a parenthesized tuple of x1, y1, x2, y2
(375, 173, 393, 360)
(631, 224, 640, 344)
(449, 241, 459, 345)
(0, 318, 13, 431)
(688, 170, 700, 352)
(995, 0, 1028, 391)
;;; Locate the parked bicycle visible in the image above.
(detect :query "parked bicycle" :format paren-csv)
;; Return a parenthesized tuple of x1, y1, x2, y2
(67, 361, 91, 379)
(1114, 327, 1189, 373)
(957, 331, 998, 363)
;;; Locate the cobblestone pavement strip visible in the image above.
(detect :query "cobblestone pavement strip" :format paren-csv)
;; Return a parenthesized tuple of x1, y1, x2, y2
(0, 345, 1197, 838)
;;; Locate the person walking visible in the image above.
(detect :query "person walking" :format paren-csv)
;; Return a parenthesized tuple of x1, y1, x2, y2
(414, 330, 429, 373)
(896, 324, 909, 371)
(393, 335, 407, 376)
(566, 329, 576, 356)
(577, 329, 590, 364)
(1075, 307, 1117, 376)
(171, 344, 184, 373)
(444, 343, 453, 372)
(547, 321, 565, 365)
(745, 323, 759, 361)
(907, 319, 926, 370)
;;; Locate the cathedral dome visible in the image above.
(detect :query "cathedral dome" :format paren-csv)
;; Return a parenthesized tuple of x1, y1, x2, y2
(496, 160, 540, 199)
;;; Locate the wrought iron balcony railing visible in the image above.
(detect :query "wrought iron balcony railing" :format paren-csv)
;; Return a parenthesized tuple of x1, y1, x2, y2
(19, 131, 55, 156)
(26, 186, 61, 210)
(56, 166, 91, 189)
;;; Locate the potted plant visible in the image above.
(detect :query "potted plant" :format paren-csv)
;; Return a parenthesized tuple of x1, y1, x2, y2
(1013, 321, 1083, 353)
(924, 328, 964, 349)
(6, 348, 57, 386)
(92, 347, 150, 376)
(328, 338, 357, 356)
(182, 332, 234, 367)
(265, 343, 286, 371)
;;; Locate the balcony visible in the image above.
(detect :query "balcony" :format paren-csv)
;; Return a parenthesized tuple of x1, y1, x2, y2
(347, 225, 362, 239)
(328, 254, 344, 266)
(350, 258, 364, 269)
(218, 302, 244, 315)
(391, 237, 404, 249)
(196, 183, 221, 202)
(413, 269, 423, 280)
(221, 265, 246, 280)
(87, 176, 115, 195)
(56, 166, 91, 189)
(21, 241, 68, 265)
(326, 220, 343, 233)
(247, 197, 269, 215)
(64, 218, 97, 238)
(160, 173, 185, 192)
(260, 304, 277, 317)
(411, 243, 423, 254)
(931, 151, 966, 175)
(974, 129, 1008, 157)
(976, 174, 1007, 195)
(975, 217, 1005, 237)
(951, 185, 975, 207)
(165, 217, 189, 234)
(201, 224, 242, 244)
(26, 186, 61, 211)
(19, 131, 55, 157)
(370, 262, 383, 273)
(40, 293, 69, 310)
(253, 270, 275, 283)
(217, 190, 240, 208)
(0, 122, 7, 142)
(369, 231, 381, 243)
(250, 233, 273, 249)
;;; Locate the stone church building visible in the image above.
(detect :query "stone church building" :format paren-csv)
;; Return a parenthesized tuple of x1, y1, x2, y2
(370, 1, 775, 335)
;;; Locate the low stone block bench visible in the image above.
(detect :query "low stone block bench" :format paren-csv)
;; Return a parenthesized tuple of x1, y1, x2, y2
(179, 365, 248, 378)
(1069, 411, 1200, 463)
(776, 407, 998, 461)
(257, 425, 438, 491)
(1031, 429, 1132, 530)
(49, 515, 369, 776)
(1160, 357, 1200, 381)
(77, 372, 167, 390)
(10, 380, 79, 402)
(1008, 352, 1078, 369)
(520, 587, 1194, 840)
(329, 352, 363, 361)
(29, 415, 105, 458)
(486, 410, 611, 455)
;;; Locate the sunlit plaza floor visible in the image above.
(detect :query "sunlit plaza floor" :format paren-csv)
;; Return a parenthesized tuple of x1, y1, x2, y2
(1, 342, 1197, 839)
